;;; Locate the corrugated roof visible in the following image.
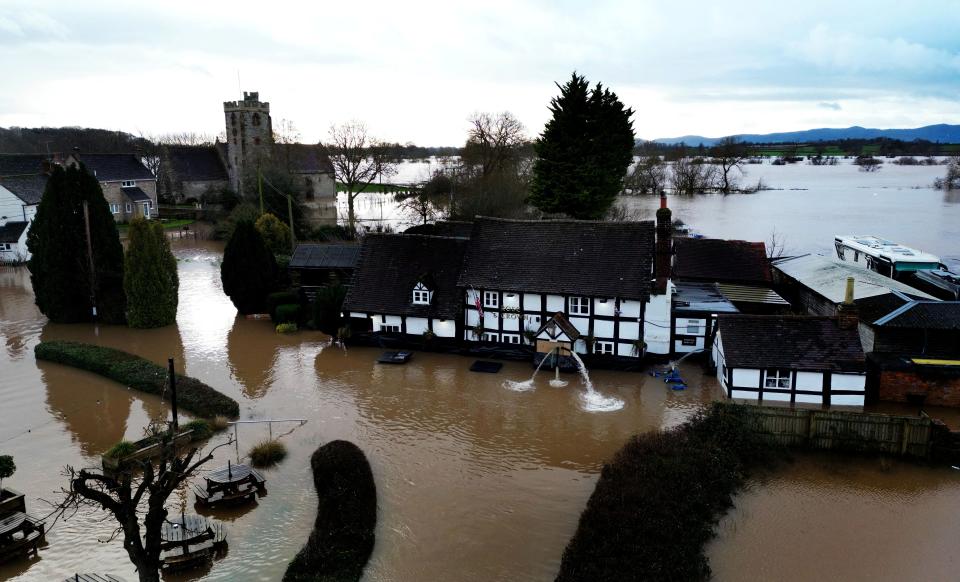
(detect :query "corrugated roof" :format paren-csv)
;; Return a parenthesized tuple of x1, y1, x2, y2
(0, 174, 47, 204)
(289, 244, 360, 269)
(773, 254, 935, 303)
(672, 282, 739, 314)
(716, 283, 790, 305)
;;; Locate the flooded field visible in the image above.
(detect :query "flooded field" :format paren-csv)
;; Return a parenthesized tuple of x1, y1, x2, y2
(0, 242, 718, 581)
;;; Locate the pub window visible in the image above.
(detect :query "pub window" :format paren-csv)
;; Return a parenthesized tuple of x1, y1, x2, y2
(380, 324, 400, 333)
(764, 369, 791, 389)
(501, 333, 521, 344)
(597, 341, 615, 355)
(686, 321, 699, 334)
(482, 332, 499, 342)
(412, 289, 431, 305)
(569, 296, 590, 316)
(483, 291, 499, 309)
(0, 243, 10, 251)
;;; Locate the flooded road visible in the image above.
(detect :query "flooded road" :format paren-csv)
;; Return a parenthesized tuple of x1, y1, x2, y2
(0, 242, 718, 581)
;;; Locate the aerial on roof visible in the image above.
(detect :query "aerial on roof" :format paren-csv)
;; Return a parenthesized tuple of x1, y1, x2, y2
(273, 144, 335, 175)
(457, 217, 655, 300)
(71, 153, 155, 182)
(165, 145, 228, 182)
(289, 244, 360, 270)
(343, 234, 468, 319)
(773, 254, 935, 302)
(718, 314, 865, 372)
(0, 153, 49, 177)
(673, 237, 771, 284)
(873, 300, 960, 330)
(0, 174, 47, 205)
(0, 221, 28, 243)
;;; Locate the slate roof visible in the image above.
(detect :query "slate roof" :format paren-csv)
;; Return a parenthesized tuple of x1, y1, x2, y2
(873, 301, 960, 330)
(122, 186, 152, 202)
(403, 221, 474, 239)
(0, 154, 49, 177)
(274, 144, 335, 174)
(0, 174, 47, 204)
(343, 234, 468, 319)
(72, 153, 155, 182)
(457, 217, 655, 300)
(0, 221, 28, 243)
(718, 314, 865, 372)
(165, 145, 228, 182)
(674, 237, 771, 284)
(289, 244, 360, 270)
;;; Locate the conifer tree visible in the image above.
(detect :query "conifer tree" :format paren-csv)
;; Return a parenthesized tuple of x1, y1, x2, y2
(529, 73, 635, 219)
(255, 212, 293, 256)
(27, 164, 126, 323)
(124, 218, 179, 328)
(221, 219, 277, 314)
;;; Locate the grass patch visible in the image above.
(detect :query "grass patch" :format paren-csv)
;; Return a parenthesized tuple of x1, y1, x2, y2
(210, 415, 231, 432)
(34, 341, 239, 419)
(104, 440, 138, 459)
(555, 402, 781, 582)
(249, 439, 288, 467)
(117, 219, 195, 233)
(184, 419, 213, 441)
(283, 440, 377, 582)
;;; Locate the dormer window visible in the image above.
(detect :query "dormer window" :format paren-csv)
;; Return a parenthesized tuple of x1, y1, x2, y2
(412, 282, 432, 305)
(121, 180, 135, 188)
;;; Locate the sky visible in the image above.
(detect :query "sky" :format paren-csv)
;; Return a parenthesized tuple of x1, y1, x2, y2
(1, 0, 959, 145)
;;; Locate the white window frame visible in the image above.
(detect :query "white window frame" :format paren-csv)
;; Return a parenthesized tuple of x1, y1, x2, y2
(110, 203, 120, 214)
(597, 341, 615, 355)
(482, 332, 498, 342)
(380, 324, 400, 333)
(142, 202, 151, 218)
(0, 243, 10, 251)
(569, 296, 590, 316)
(764, 369, 791, 389)
(125, 203, 132, 213)
(121, 180, 136, 188)
(412, 289, 431, 305)
(483, 291, 499, 309)
(501, 333, 521, 344)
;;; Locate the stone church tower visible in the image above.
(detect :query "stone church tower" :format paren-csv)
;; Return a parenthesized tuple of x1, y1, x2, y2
(223, 91, 273, 196)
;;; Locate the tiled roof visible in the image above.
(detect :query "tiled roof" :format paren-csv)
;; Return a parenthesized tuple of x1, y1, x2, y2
(674, 237, 771, 284)
(0, 154, 48, 177)
(403, 221, 474, 239)
(273, 144, 334, 174)
(72, 153, 155, 182)
(122, 186, 152, 202)
(0, 221, 28, 243)
(289, 244, 360, 269)
(343, 234, 468, 319)
(457, 217, 654, 300)
(536, 312, 581, 341)
(873, 301, 960, 330)
(0, 174, 47, 204)
(165, 145, 228, 182)
(718, 314, 865, 372)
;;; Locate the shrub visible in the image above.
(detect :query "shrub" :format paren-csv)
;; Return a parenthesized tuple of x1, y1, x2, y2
(249, 439, 288, 467)
(276, 323, 298, 334)
(268, 291, 300, 322)
(312, 284, 347, 334)
(34, 341, 239, 418)
(105, 441, 138, 459)
(124, 217, 179, 328)
(0, 455, 15, 489)
(275, 303, 301, 324)
(283, 440, 377, 582)
(555, 403, 779, 582)
(184, 419, 213, 441)
(255, 212, 293, 256)
(210, 415, 231, 432)
(221, 219, 278, 314)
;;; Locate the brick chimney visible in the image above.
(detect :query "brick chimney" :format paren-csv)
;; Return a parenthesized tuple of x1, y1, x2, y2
(837, 276, 859, 330)
(655, 193, 672, 294)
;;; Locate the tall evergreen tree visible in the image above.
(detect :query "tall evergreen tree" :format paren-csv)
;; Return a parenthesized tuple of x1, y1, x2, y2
(124, 218, 179, 328)
(27, 164, 126, 323)
(528, 73, 635, 219)
(221, 219, 277, 314)
(255, 212, 293, 256)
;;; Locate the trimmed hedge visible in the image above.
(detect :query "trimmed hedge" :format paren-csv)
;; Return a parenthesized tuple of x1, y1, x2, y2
(275, 303, 301, 324)
(283, 440, 377, 582)
(34, 341, 239, 419)
(268, 291, 300, 322)
(555, 402, 780, 582)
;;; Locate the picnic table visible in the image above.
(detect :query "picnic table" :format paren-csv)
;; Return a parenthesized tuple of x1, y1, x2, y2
(0, 511, 45, 564)
(159, 514, 226, 571)
(64, 575, 127, 582)
(194, 462, 266, 508)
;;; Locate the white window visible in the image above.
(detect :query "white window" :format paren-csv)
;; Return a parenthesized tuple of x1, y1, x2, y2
(0, 243, 10, 251)
(125, 203, 132, 213)
(482, 332, 498, 342)
(121, 180, 135, 187)
(501, 333, 521, 344)
(597, 341, 615, 355)
(765, 369, 791, 389)
(686, 321, 699, 334)
(142, 203, 151, 218)
(483, 291, 499, 309)
(412, 289, 431, 305)
(380, 325, 400, 333)
(569, 296, 590, 316)
(110, 203, 120, 214)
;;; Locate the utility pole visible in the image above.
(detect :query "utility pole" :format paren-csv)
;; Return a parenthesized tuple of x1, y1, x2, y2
(287, 193, 296, 254)
(82, 200, 97, 320)
(258, 161, 264, 216)
(168, 358, 179, 432)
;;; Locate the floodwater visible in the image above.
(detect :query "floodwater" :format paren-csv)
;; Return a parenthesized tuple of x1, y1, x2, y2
(0, 242, 718, 581)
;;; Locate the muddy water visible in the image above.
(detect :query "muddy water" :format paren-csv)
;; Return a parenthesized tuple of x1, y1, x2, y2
(707, 453, 960, 581)
(0, 241, 719, 581)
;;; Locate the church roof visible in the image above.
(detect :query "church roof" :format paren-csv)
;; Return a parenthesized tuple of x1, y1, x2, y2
(273, 144, 334, 175)
(165, 145, 228, 182)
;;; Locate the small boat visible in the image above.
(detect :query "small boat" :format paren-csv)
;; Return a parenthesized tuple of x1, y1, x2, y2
(377, 351, 413, 364)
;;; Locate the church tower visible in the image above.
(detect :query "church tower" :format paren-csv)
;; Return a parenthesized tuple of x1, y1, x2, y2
(223, 91, 273, 197)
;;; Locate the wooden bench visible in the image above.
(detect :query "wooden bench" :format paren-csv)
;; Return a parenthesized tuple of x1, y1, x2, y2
(0, 511, 45, 564)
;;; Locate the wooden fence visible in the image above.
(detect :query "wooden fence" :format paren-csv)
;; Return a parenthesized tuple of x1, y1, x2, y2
(721, 403, 934, 458)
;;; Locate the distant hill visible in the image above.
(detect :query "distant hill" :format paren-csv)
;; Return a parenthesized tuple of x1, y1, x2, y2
(0, 126, 156, 154)
(652, 124, 960, 147)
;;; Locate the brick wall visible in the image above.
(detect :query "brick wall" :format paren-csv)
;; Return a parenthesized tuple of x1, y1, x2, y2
(879, 370, 960, 407)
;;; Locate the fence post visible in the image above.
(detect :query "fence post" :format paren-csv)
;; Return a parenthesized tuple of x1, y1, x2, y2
(806, 411, 816, 448)
(900, 419, 910, 456)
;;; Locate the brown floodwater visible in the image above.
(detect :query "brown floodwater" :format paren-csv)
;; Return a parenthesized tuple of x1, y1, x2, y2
(0, 241, 719, 581)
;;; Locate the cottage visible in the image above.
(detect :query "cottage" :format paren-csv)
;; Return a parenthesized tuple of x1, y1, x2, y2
(0, 154, 49, 263)
(713, 312, 867, 407)
(343, 234, 468, 340)
(65, 153, 157, 222)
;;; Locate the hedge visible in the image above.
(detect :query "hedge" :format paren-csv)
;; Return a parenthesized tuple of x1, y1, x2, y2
(268, 291, 300, 322)
(275, 303, 301, 324)
(283, 440, 377, 582)
(34, 341, 239, 419)
(555, 402, 780, 582)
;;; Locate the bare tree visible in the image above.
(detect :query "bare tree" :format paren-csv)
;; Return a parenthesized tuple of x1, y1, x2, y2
(712, 137, 749, 193)
(395, 191, 442, 225)
(50, 423, 231, 582)
(854, 155, 882, 172)
(671, 157, 716, 194)
(273, 119, 301, 145)
(766, 228, 788, 260)
(461, 112, 527, 177)
(625, 155, 667, 194)
(324, 121, 397, 231)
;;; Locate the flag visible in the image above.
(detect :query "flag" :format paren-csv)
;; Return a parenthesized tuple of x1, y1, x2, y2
(473, 288, 484, 319)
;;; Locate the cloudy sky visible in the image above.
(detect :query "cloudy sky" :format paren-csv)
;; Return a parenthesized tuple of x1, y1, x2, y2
(1, 0, 959, 145)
